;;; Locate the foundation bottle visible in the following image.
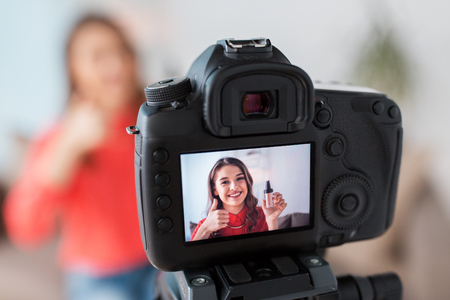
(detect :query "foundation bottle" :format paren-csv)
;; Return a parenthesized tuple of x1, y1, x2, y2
(264, 180, 274, 208)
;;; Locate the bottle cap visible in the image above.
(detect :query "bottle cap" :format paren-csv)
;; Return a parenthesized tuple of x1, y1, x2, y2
(264, 180, 273, 193)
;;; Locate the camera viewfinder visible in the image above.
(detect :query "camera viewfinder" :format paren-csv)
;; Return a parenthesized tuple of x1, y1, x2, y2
(242, 92, 272, 118)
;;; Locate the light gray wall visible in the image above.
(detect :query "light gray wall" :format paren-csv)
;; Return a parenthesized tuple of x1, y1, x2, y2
(2, 0, 450, 214)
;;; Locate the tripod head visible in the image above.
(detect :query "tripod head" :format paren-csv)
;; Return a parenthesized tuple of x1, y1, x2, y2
(156, 252, 402, 300)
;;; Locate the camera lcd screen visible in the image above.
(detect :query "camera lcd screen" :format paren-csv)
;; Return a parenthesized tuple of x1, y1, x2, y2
(180, 143, 312, 243)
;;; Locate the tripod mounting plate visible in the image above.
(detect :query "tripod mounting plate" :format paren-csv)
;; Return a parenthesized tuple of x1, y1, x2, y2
(158, 253, 338, 300)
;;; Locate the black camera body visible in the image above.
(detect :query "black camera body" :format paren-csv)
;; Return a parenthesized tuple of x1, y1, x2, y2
(129, 39, 402, 272)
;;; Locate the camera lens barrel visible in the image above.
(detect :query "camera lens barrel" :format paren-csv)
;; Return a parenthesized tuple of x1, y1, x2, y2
(337, 273, 402, 300)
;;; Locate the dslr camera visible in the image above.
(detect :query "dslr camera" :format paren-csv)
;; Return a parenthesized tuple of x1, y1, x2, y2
(128, 38, 402, 299)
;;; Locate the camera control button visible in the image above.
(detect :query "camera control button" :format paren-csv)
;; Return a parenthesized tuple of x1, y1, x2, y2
(223, 263, 252, 284)
(319, 234, 345, 247)
(314, 108, 332, 128)
(317, 109, 331, 124)
(322, 175, 374, 230)
(327, 138, 344, 156)
(389, 106, 399, 118)
(373, 101, 385, 115)
(155, 172, 170, 187)
(145, 76, 192, 107)
(153, 149, 169, 164)
(271, 256, 299, 275)
(324, 134, 346, 160)
(156, 195, 172, 210)
(158, 218, 173, 232)
(339, 195, 358, 214)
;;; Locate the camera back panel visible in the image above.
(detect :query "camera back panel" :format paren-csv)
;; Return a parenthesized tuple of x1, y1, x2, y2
(130, 39, 402, 271)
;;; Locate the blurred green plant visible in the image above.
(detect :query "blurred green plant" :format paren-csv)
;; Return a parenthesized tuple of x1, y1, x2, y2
(353, 6, 412, 103)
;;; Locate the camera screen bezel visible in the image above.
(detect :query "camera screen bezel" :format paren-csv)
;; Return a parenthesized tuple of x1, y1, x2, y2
(179, 142, 315, 246)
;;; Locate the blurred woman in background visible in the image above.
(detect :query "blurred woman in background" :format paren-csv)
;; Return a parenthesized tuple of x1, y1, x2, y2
(2, 15, 158, 300)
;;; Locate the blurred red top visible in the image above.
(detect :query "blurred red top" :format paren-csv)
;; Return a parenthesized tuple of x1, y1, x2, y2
(191, 206, 268, 241)
(2, 110, 148, 275)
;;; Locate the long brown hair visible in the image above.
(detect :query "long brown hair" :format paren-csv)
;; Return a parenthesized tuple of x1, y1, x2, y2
(207, 157, 261, 233)
(65, 14, 144, 106)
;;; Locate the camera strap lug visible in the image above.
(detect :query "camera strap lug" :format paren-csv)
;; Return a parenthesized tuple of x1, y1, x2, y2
(126, 126, 140, 135)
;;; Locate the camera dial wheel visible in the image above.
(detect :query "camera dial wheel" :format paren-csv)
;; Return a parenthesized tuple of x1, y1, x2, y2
(144, 76, 192, 107)
(322, 175, 374, 230)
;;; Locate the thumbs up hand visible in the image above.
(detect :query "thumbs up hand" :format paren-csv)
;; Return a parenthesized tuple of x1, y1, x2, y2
(191, 198, 229, 241)
(203, 198, 229, 233)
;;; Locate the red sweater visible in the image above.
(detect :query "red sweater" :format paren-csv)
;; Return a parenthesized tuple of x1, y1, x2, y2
(3, 110, 148, 275)
(191, 206, 268, 240)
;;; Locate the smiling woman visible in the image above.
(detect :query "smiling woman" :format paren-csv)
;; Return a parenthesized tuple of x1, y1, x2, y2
(190, 157, 287, 241)
(213, 165, 249, 214)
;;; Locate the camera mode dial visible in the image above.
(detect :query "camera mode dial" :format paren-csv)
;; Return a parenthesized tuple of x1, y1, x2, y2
(144, 77, 192, 107)
(322, 175, 374, 230)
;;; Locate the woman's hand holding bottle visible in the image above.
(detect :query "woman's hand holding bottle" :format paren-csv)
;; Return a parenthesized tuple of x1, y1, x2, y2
(262, 192, 287, 230)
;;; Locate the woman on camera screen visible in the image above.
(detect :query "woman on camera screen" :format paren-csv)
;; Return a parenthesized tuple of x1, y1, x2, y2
(191, 157, 287, 241)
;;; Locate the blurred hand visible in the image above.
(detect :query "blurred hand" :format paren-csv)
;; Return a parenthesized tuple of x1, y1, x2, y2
(61, 93, 109, 157)
(36, 94, 110, 188)
(262, 192, 287, 224)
